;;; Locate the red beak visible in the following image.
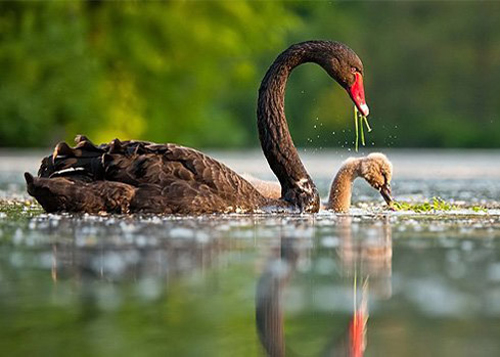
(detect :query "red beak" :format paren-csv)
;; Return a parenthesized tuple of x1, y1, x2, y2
(348, 72, 369, 117)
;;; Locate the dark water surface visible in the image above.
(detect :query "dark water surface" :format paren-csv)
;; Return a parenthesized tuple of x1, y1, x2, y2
(1, 150, 500, 356)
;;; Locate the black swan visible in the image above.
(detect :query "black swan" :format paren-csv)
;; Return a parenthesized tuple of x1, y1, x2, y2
(244, 153, 393, 212)
(25, 40, 370, 214)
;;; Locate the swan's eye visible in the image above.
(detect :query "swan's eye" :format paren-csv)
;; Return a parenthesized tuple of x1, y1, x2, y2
(351, 67, 357, 73)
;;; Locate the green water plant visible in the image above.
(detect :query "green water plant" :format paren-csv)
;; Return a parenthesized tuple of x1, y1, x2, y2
(391, 197, 458, 212)
(391, 197, 488, 213)
(354, 106, 372, 151)
(0, 199, 43, 220)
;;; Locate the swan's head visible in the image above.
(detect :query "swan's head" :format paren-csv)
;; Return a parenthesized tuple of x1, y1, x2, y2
(318, 41, 369, 117)
(359, 153, 393, 205)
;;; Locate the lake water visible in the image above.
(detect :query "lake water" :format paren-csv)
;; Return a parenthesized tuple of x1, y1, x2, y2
(1, 149, 500, 356)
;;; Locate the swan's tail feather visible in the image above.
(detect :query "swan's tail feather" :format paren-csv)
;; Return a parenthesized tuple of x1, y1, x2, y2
(38, 137, 154, 183)
(74, 134, 93, 145)
(24, 172, 135, 214)
(39, 137, 109, 179)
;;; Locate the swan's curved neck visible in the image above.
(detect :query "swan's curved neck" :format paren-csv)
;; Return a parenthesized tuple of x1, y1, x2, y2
(257, 44, 326, 212)
(327, 158, 362, 212)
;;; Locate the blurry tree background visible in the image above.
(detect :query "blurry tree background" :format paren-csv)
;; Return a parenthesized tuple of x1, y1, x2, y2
(0, 1, 499, 148)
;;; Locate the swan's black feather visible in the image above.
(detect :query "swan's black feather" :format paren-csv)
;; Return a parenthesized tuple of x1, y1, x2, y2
(25, 172, 135, 214)
(30, 138, 269, 214)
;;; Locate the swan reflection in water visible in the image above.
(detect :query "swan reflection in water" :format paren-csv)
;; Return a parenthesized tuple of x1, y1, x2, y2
(256, 217, 392, 357)
(41, 216, 390, 356)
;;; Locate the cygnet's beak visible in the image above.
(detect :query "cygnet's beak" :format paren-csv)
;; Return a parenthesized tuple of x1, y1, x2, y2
(380, 183, 393, 205)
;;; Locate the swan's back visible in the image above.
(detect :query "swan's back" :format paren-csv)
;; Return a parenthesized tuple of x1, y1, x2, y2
(29, 137, 268, 214)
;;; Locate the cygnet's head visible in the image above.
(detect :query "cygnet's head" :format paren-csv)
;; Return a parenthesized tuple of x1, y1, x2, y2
(359, 153, 393, 204)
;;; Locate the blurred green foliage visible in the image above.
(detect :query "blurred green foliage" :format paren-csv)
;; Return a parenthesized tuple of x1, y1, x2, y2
(0, 1, 499, 148)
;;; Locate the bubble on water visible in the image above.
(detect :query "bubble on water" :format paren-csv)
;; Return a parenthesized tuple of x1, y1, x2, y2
(321, 236, 339, 248)
(461, 240, 474, 251)
(136, 235, 147, 247)
(169, 227, 194, 239)
(429, 224, 445, 232)
(487, 263, 500, 282)
(196, 231, 210, 243)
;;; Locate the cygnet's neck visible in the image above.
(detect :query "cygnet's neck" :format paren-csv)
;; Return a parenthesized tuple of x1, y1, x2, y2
(326, 158, 362, 212)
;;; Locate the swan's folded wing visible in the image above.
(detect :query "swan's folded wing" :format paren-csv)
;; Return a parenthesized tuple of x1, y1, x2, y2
(35, 137, 269, 213)
(25, 173, 135, 214)
(102, 143, 266, 205)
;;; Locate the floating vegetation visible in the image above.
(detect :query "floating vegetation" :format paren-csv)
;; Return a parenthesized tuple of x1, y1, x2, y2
(391, 197, 487, 213)
(354, 106, 372, 152)
(391, 198, 457, 212)
(470, 205, 488, 213)
(0, 199, 43, 220)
